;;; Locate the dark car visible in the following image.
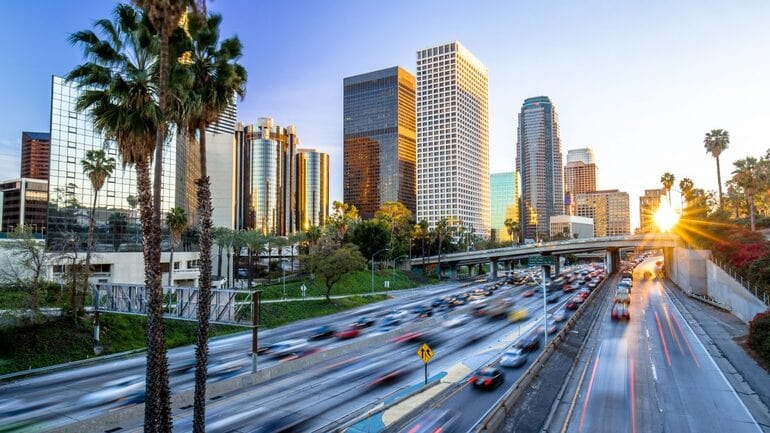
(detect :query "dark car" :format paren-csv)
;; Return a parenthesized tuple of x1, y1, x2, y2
(413, 306, 433, 318)
(352, 316, 376, 328)
(611, 303, 630, 321)
(565, 298, 581, 310)
(469, 367, 505, 390)
(402, 409, 460, 433)
(546, 292, 561, 303)
(309, 325, 335, 340)
(516, 333, 541, 351)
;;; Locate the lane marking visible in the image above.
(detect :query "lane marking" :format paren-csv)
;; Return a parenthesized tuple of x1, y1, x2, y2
(650, 360, 657, 382)
(654, 311, 672, 366)
(671, 311, 701, 368)
(630, 358, 637, 433)
(662, 304, 684, 354)
(578, 355, 601, 433)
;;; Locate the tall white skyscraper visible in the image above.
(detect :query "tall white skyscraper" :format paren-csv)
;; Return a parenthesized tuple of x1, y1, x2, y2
(416, 41, 489, 235)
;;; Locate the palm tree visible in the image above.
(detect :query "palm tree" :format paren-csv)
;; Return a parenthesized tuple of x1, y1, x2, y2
(67, 5, 171, 428)
(704, 129, 730, 209)
(212, 226, 229, 280)
(732, 157, 760, 231)
(230, 230, 246, 287)
(504, 218, 520, 246)
(660, 172, 675, 204)
(435, 217, 449, 279)
(81, 149, 116, 309)
(241, 230, 264, 289)
(108, 212, 128, 252)
(414, 219, 429, 269)
(288, 232, 304, 272)
(678, 178, 694, 214)
(165, 207, 188, 286)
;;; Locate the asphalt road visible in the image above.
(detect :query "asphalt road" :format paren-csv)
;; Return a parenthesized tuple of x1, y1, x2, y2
(565, 259, 762, 433)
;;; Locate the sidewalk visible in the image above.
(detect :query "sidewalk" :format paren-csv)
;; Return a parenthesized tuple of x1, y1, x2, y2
(665, 281, 770, 431)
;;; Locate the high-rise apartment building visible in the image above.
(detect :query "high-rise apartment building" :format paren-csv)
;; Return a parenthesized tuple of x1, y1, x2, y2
(416, 41, 489, 235)
(20, 132, 50, 180)
(344, 66, 416, 218)
(296, 149, 329, 230)
(516, 96, 564, 241)
(0, 178, 48, 233)
(639, 188, 667, 233)
(490, 172, 519, 242)
(576, 189, 631, 237)
(566, 148, 596, 165)
(564, 148, 597, 197)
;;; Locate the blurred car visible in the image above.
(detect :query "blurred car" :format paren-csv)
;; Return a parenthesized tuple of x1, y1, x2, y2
(390, 331, 423, 344)
(614, 288, 630, 304)
(352, 316, 376, 328)
(565, 298, 581, 310)
(336, 327, 361, 339)
(269, 339, 308, 358)
(308, 325, 335, 340)
(521, 288, 535, 298)
(378, 316, 401, 332)
(552, 309, 567, 322)
(611, 303, 630, 321)
(469, 367, 505, 390)
(499, 348, 527, 368)
(546, 292, 561, 303)
(487, 299, 513, 319)
(516, 333, 541, 351)
(443, 314, 471, 328)
(369, 360, 410, 387)
(508, 308, 529, 322)
(621, 277, 633, 288)
(79, 375, 145, 407)
(386, 309, 409, 320)
(538, 320, 558, 335)
(413, 305, 433, 318)
(402, 409, 460, 433)
(587, 281, 598, 289)
(577, 288, 591, 299)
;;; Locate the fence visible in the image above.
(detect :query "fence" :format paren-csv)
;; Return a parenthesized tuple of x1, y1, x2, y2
(709, 258, 769, 307)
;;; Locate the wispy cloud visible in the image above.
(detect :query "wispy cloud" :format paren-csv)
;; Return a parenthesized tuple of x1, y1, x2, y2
(0, 138, 20, 180)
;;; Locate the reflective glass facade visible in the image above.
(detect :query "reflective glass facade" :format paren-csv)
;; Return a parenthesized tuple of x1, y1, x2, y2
(490, 172, 519, 241)
(48, 76, 178, 251)
(296, 149, 329, 230)
(344, 66, 416, 218)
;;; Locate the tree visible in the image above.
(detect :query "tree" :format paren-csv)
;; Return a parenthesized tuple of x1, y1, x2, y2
(704, 129, 730, 209)
(374, 201, 414, 259)
(504, 218, 520, 246)
(165, 207, 188, 286)
(67, 5, 170, 428)
(350, 219, 391, 260)
(660, 172, 675, 204)
(434, 217, 450, 279)
(678, 177, 694, 214)
(302, 244, 366, 300)
(108, 212, 128, 252)
(0, 225, 49, 310)
(326, 201, 359, 244)
(212, 227, 230, 280)
(241, 230, 264, 289)
(81, 149, 116, 312)
(732, 157, 761, 231)
(413, 219, 429, 269)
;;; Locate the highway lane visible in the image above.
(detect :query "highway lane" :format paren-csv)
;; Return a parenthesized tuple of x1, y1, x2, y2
(565, 258, 762, 433)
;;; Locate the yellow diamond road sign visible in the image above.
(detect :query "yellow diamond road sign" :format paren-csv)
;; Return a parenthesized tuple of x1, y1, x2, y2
(417, 343, 434, 363)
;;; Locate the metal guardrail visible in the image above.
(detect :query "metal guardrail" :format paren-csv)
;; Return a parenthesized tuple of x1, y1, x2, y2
(709, 258, 769, 306)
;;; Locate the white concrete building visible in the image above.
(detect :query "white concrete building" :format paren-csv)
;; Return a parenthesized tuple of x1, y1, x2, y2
(416, 41, 490, 236)
(549, 215, 594, 240)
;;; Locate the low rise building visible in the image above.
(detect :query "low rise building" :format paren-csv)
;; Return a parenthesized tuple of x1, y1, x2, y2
(549, 215, 594, 240)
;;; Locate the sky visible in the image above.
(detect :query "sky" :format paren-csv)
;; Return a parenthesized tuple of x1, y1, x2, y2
(2, 0, 770, 230)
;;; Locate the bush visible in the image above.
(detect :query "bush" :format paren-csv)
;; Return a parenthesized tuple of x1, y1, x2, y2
(748, 311, 770, 365)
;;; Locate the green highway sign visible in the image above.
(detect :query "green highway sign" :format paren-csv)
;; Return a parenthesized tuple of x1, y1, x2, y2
(528, 255, 556, 266)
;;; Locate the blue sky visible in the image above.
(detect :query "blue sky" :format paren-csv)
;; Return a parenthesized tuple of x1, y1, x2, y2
(2, 0, 769, 229)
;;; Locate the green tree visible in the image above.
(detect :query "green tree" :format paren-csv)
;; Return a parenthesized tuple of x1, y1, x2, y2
(413, 219, 430, 268)
(241, 230, 265, 289)
(326, 201, 359, 244)
(660, 172, 676, 204)
(0, 225, 48, 310)
(374, 201, 414, 259)
(504, 218, 520, 246)
(704, 129, 730, 209)
(212, 227, 230, 280)
(351, 219, 391, 260)
(678, 177, 694, 214)
(732, 157, 761, 231)
(165, 207, 188, 286)
(302, 244, 367, 300)
(434, 217, 450, 279)
(81, 149, 116, 311)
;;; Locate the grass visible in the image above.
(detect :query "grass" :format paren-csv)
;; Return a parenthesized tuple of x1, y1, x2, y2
(256, 269, 436, 300)
(0, 294, 385, 376)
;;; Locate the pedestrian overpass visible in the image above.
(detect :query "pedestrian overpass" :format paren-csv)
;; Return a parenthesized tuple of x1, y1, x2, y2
(409, 234, 679, 279)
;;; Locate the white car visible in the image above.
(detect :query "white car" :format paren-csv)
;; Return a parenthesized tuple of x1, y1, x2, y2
(269, 339, 308, 358)
(79, 375, 144, 407)
(443, 314, 471, 328)
(500, 349, 527, 368)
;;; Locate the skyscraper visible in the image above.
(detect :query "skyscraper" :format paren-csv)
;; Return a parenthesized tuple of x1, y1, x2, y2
(296, 149, 329, 230)
(576, 189, 631, 237)
(490, 172, 519, 242)
(20, 131, 50, 180)
(416, 41, 489, 235)
(516, 96, 564, 241)
(343, 66, 416, 218)
(564, 148, 597, 195)
(639, 188, 667, 233)
(0, 178, 48, 233)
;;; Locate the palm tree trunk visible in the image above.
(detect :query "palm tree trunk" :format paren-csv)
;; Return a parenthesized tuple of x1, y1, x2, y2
(137, 158, 171, 433)
(438, 237, 443, 280)
(226, 251, 231, 288)
(83, 190, 99, 314)
(217, 243, 223, 280)
(716, 156, 724, 209)
(193, 125, 213, 433)
(748, 192, 756, 231)
(168, 244, 174, 287)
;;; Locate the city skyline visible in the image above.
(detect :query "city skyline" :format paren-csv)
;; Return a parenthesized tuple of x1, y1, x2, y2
(2, 1, 770, 230)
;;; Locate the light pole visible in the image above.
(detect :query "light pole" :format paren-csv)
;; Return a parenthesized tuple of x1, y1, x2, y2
(392, 254, 409, 281)
(371, 248, 390, 295)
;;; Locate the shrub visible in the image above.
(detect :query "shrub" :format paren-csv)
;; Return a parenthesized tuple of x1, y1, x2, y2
(748, 311, 770, 365)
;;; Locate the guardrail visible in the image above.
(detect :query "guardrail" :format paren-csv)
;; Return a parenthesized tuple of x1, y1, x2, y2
(710, 258, 769, 306)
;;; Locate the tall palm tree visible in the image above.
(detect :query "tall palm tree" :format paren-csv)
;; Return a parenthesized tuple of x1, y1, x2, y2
(504, 218, 520, 246)
(81, 149, 116, 310)
(678, 178, 694, 214)
(414, 219, 429, 269)
(66, 5, 171, 428)
(732, 157, 760, 231)
(704, 129, 730, 209)
(660, 172, 675, 204)
(230, 229, 246, 287)
(435, 217, 449, 279)
(242, 230, 265, 289)
(212, 226, 229, 280)
(165, 207, 188, 286)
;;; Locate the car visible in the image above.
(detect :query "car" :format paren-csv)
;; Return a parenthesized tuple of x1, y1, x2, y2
(79, 375, 145, 407)
(508, 308, 529, 322)
(565, 298, 580, 310)
(516, 333, 541, 351)
(521, 288, 536, 297)
(402, 409, 460, 433)
(577, 288, 591, 299)
(587, 281, 598, 289)
(538, 320, 558, 335)
(378, 316, 401, 332)
(309, 325, 335, 340)
(611, 303, 630, 320)
(469, 367, 505, 390)
(269, 339, 308, 358)
(621, 277, 633, 288)
(552, 309, 567, 322)
(352, 316, 376, 328)
(614, 288, 630, 304)
(386, 309, 409, 320)
(621, 271, 633, 280)
(500, 348, 527, 368)
(564, 281, 580, 293)
(336, 327, 361, 339)
(546, 292, 561, 303)
(443, 314, 471, 328)
(414, 305, 433, 318)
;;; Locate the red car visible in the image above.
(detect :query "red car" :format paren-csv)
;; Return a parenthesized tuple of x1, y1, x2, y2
(577, 288, 591, 299)
(521, 289, 535, 297)
(611, 303, 630, 321)
(469, 367, 505, 390)
(336, 327, 361, 339)
(565, 298, 581, 310)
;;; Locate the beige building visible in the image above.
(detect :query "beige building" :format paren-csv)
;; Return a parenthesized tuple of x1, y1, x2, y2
(639, 188, 667, 233)
(576, 189, 631, 237)
(549, 215, 594, 240)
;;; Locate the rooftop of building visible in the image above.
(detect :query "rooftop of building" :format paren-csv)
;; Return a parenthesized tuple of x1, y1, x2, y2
(343, 66, 413, 86)
(22, 131, 50, 141)
(522, 96, 553, 109)
(417, 41, 487, 73)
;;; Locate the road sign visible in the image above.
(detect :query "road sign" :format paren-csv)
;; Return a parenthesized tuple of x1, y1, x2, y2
(528, 255, 556, 266)
(384, 280, 390, 289)
(300, 284, 307, 298)
(417, 343, 434, 363)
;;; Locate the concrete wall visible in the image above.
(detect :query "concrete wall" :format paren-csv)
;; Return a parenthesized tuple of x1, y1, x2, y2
(706, 261, 767, 323)
(46, 251, 201, 286)
(670, 247, 709, 295)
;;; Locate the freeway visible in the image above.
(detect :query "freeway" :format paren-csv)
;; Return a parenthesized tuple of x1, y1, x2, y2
(563, 258, 762, 433)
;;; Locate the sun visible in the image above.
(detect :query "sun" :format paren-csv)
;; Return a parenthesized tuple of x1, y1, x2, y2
(654, 201, 680, 232)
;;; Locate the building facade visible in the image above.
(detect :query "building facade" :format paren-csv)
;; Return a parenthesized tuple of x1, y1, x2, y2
(343, 66, 416, 218)
(48, 76, 178, 251)
(0, 178, 48, 233)
(296, 149, 329, 230)
(490, 172, 519, 242)
(576, 189, 631, 237)
(639, 188, 667, 233)
(20, 131, 50, 180)
(516, 96, 564, 241)
(549, 214, 594, 240)
(566, 147, 596, 165)
(416, 41, 490, 235)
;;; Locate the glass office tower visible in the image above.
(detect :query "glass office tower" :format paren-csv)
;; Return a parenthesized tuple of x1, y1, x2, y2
(343, 66, 416, 218)
(490, 172, 519, 242)
(296, 149, 329, 230)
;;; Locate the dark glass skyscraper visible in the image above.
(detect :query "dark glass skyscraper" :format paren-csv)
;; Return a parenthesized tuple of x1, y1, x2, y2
(343, 66, 416, 218)
(516, 96, 564, 241)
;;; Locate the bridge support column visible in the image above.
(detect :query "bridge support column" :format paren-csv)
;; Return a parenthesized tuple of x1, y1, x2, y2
(449, 263, 458, 280)
(663, 247, 674, 279)
(554, 256, 561, 276)
(491, 259, 498, 280)
(608, 248, 621, 274)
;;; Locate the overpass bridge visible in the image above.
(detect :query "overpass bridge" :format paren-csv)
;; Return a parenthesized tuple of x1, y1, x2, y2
(409, 234, 679, 279)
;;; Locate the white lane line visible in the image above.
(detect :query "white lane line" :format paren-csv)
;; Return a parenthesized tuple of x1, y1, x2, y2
(650, 361, 657, 382)
(661, 283, 763, 433)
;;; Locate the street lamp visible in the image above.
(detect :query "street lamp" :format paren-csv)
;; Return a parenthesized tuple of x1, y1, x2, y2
(392, 254, 410, 281)
(371, 248, 390, 295)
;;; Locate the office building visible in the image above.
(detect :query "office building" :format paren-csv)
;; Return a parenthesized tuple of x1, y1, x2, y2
(20, 132, 50, 180)
(576, 189, 631, 237)
(566, 148, 595, 165)
(639, 188, 667, 233)
(549, 215, 594, 240)
(234, 118, 299, 235)
(564, 148, 597, 196)
(416, 41, 490, 235)
(296, 149, 329, 230)
(490, 172, 519, 242)
(516, 96, 564, 241)
(344, 66, 416, 218)
(0, 178, 48, 233)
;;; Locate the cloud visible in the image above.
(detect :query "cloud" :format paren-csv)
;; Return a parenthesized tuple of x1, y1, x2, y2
(0, 138, 20, 180)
